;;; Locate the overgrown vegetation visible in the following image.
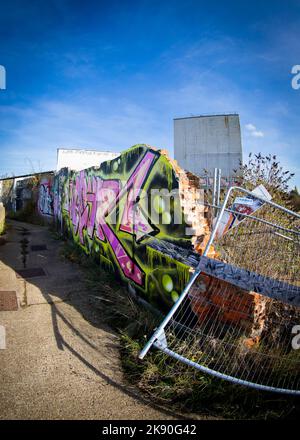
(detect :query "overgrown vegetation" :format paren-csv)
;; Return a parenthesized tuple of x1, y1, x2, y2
(236, 153, 298, 209)
(0, 224, 6, 237)
(61, 240, 300, 420)
(290, 187, 300, 212)
(0, 203, 6, 236)
(4, 174, 47, 225)
(7, 199, 46, 225)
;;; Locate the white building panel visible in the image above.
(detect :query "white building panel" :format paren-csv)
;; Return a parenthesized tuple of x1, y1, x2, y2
(174, 114, 243, 177)
(57, 148, 120, 172)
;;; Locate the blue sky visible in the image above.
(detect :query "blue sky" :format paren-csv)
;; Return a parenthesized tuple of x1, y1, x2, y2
(0, 0, 299, 187)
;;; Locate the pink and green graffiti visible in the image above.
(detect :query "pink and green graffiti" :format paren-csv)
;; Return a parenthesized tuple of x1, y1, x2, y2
(52, 145, 191, 310)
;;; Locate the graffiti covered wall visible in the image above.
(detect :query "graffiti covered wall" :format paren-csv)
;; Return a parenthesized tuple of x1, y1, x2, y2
(38, 177, 54, 217)
(0, 173, 54, 217)
(51, 144, 202, 310)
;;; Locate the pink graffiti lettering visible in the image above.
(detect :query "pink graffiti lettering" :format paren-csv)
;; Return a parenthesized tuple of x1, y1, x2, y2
(64, 151, 157, 286)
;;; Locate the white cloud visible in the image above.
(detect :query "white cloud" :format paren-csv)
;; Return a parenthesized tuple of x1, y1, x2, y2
(251, 130, 264, 138)
(245, 123, 264, 138)
(245, 123, 256, 131)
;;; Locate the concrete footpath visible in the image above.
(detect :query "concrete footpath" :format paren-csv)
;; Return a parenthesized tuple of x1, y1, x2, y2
(0, 220, 179, 420)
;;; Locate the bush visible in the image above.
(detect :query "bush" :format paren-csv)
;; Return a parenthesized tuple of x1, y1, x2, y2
(7, 200, 46, 225)
(237, 153, 295, 206)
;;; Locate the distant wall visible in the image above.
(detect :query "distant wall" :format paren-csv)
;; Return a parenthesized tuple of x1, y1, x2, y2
(0, 173, 54, 217)
(57, 148, 120, 171)
(50, 144, 198, 310)
(0, 179, 14, 211)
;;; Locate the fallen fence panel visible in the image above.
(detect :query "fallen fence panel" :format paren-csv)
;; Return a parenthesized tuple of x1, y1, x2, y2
(140, 186, 300, 395)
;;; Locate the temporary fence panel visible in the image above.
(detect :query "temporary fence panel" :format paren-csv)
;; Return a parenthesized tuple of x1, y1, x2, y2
(139, 186, 300, 395)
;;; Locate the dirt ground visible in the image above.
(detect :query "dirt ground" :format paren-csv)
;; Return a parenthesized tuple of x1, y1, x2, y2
(0, 220, 184, 420)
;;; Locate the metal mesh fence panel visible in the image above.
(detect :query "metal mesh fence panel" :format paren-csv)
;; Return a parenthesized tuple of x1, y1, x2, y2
(139, 186, 300, 395)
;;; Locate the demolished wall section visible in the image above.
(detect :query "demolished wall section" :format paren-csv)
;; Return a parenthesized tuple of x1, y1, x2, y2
(34, 144, 270, 340)
(49, 144, 211, 311)
(14, 144, 292, 348)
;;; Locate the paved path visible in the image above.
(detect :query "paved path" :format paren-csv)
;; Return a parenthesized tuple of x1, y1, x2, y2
(0, 220, 180, 420)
